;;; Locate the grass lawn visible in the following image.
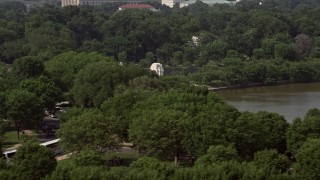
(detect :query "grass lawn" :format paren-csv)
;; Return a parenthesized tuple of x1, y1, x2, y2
(58, 151, 140, 166)
(2, 131, 22, 149)
(2, 130, 39, 149)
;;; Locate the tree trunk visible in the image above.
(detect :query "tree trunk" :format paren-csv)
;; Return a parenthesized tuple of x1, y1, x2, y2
(174, 155, 178, 166)
(17, 129, 20, 139)
(16, 122, 20, 139)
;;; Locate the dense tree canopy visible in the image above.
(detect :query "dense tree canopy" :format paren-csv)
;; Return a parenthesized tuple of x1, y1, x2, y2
(11, 142, 57, 180)
(58, 110, 119, 152)
(71, 61, 147, 107)
(1, 1, 320, 179)
(287, 108, 320, 154)
(294, 138, 320, 180)
(5, 89, 43, 138)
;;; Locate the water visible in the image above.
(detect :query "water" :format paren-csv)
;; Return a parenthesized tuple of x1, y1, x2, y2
(215, 82, 320, 122)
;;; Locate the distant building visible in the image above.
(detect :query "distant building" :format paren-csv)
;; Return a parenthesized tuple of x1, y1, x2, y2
(118, 4, 157, 11)
(61, 0, 152, 7)
(161, 0, 180, 8)
(150, 63, 164, 76)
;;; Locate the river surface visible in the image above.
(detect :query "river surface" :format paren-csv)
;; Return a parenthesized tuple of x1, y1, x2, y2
(216, 82, 320, 123)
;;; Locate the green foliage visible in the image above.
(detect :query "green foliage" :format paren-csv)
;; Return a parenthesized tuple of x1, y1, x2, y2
(294, 138, 320, 180)
(12, 56, 44, 79)
(253, 149, 290, 173)
(72, 151, 107, 167)
(20, 76, 62, 109)
(235, 111, 288, 159)
(2, 3, 320, 179)
(101, 88, 151, 141)
(11, 142, 57, 180)
(5, 89, 43, 138)
(45, 51, 114, 91)
(274, 43, 296, 60)
(71, 61, 146, 107)
(25, 21, 76, 59)
(57, 107, 83, 123)
(58, 109, 119, 152)
(196, 145, 238, 165)
(289, 60, 320, 82)
(129, 90, 240, 159)
(287, 108, 320, 154)
(129, 108, 187, 160)
(128, 157, 175, 180)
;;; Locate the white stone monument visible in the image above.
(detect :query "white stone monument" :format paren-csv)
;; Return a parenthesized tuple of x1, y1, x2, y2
(150, 63, 164, 76)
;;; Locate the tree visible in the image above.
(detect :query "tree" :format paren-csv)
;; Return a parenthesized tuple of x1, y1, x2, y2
(12, 56, 44, 79)
(0, 27, 16, 44)
(11, 142, 57, 180)
(195, 145, 238, 165)
(71, 61, 146, 107)
(0, 39, 27, 64)
(58, 110, 119, 152)
(128, 157, 175, 179)
(261, 38, 277, 59)
(20, 76, 62, 110)
(25, 21, 76, 59)
(45, 51, 114, 92)
(234, 111, 288, 159)
(129, 90, 240, 159)
(274, 43, 296, 60)
(253, 149, 290, 173)
(0, 63, 10, 92)
(182, 97, 240, 157)
(293, 34, 312, 59)
(204, 39, 228, 60)
(294, 138, 320, 180)
(129, 108, 187, 165)
(101, 88, 151, 141)
(289, 61, 319, 82)
(117, 51, 127, 63)
(287, 108, 320, 154)
(5, 89, 43, 139)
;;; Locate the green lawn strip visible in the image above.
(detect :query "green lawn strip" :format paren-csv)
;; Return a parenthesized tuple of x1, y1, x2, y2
(2, 130, 40, 150)
(2, 131, 22, 149)
(58, 151, 140, 166)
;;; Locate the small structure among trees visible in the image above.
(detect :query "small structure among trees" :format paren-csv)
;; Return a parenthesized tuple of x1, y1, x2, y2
(150, 63, 164, 76)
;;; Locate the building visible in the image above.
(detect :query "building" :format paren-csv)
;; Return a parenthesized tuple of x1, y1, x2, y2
(61, 0, 152, 7)
(150, 63, 164, 76)
(161, 0, 180, 8)
(118, 4, 157, 11)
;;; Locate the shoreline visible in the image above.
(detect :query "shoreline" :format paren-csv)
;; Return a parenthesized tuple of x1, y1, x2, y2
(208, 80, 295, 91)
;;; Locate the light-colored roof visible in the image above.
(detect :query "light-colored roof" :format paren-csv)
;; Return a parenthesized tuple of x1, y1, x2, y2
(40, 138, 60, 147)
(3, 149, 16, 155)
(3, 138, 61, 155)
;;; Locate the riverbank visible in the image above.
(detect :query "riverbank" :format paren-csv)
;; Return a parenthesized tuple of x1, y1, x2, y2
(208, 80, 295, 91)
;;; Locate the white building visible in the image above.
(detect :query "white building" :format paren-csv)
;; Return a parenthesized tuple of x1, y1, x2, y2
(161, 0, 180, 8)
(150, 63, 164, 76)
